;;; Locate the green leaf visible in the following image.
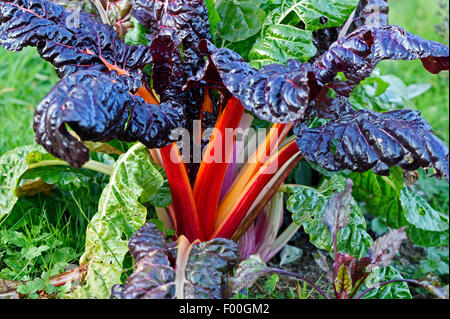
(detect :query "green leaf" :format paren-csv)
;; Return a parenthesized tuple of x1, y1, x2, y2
(358, 266, 412, 299)
(216, 0, 268, 42)
(400, 188, 449, 232)
(263, 0, 358, 32)
(264, 274, 280, 293)
(124, 17, 149, 46)
(352, 168, 449, 248)
(406, 226, 449, 247)
(22, 245, 50, 260)
(205, 0, 221, 41)
(19, 164, 107, 192)
(419, 247, 449, 276)
(228, 254, 274, 294)
(249, 24, 316, 68)
(0, 145, 46, 220)
(141, 164, 172, 208)
(286, 185, 372, 259)
(74, 144, 167, 298)
(351, 167, 404, 227)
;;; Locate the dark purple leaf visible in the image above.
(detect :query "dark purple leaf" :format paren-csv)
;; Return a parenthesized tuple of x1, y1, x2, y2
(295, 100, 450, 181)
(116, 223, 176, 299)
(187, 40, 321, 123)
(305, 89, 355, 120)
(183, 237, 238, 298)
(349, 0, 389, 33)
(149, 35, 184, 100)
(313, 25, 449, 89)
(34, 70, 184, 168)
(190, 25, 448, 124)
(312, 27, 340, 57)
(0, 0, 152, 78)
(133, 0, 217, 172)
(114, 223, 239, 299)
(132, 0, 212, 90)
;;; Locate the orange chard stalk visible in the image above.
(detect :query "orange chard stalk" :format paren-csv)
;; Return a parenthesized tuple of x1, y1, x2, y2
(135, 83, 203, 242)
(159, 144, 204, 242)
(192, 97, 245, 238)
(211, 140, 301, 239)
(215, 122, 292, 224)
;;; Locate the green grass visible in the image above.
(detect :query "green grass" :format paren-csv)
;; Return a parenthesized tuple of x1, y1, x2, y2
(0, 47, 58, 155)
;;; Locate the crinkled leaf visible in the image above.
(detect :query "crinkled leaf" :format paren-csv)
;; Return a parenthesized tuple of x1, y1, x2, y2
(348, 0, 389, 33)
(334, 264, 352, 296)
(192, 25, 448, 126)
(406, 226, 449, 247)
(264, 0, 358, 32)
(295, 103, 450, 181)
(111, 223, 176, 299)
(352, 168, 449, 247)
(191, 41, 317, 123)
(351, 167, 404, 220)
(75, 144, 167, 298)
(132, 0, 211, 75)
(313, 25, 449, 89)
(124, 17, 150, 46)
(286, 184, 372, 258)
(312, 26, 339, 56)
(132, 0, 213, 123)
(262, 0, 357, 60)
(150, 35, 184, 100)
(358, 266, 411, 299)
(183, 237, 238, 298)
(100, 0, 133, 38)
(249, 24, 317, 68)
(113, 223, 239, 299)
(34, 70, 184, 168)
(367, 227, 407, 270)
(352, 167, 448, 247)
(216, 0, 267, 43)
(0, 145, 48, 219)
(227, 254, 277, 295)
(0, 0, 152, 78)
(400, 188, 449, 232)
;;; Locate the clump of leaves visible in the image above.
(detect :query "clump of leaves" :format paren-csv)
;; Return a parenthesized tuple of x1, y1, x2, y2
(230, 180, 448, 299)
(0, 0, 448, 300)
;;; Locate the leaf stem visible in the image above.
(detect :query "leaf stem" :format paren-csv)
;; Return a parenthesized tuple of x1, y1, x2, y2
(27, 160, 113, 176)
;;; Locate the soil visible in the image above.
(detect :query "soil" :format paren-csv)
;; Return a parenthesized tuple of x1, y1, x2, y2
(267, 230, 334, 299)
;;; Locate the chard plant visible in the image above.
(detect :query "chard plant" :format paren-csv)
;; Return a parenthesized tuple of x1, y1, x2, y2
(0, 0, 448, 299)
